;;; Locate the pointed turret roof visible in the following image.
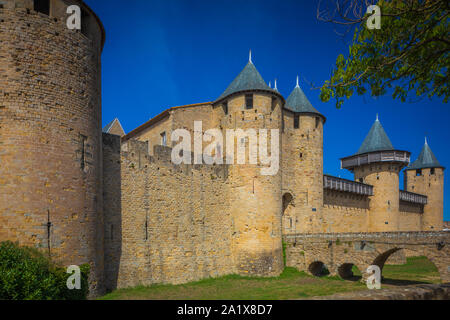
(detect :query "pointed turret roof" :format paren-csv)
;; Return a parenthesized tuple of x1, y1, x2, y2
(103, 118, 125, 136)
(407, 138, 444, 170)
(215, 52, 280, 103)
(356, 116, 394, 155)
(285, 76, 325, 122)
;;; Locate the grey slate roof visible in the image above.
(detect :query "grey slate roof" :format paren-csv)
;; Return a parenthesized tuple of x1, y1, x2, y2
(102, 118, 123, 134)
(356, 118, 394, 155)
(407, 140, 444, 170)
(103, 119, 116, 133)
(285, 85, 325, 120)
(216, 62, 276, 102)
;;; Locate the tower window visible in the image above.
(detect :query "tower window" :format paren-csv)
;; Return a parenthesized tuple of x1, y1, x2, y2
(271, 97, 276, 111)
(315, 117, 320, 128)
(430, 168, 435, 175)
(416, 169, 422, 176)
(34, 0, 50, 15)
(81, 8, 90, 37)
(160, 132, 167, 146)
(245, 94, 253, 109)
(223, 101, 228, 115)
(294, 115, 300, 129)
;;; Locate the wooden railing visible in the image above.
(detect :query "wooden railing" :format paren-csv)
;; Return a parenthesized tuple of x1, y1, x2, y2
(323, 175, 374, 196)
(341, 150, 410, 170)
(399, 190, 427, 205)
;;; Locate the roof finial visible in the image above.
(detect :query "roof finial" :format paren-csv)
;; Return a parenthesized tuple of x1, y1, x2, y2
(268, 81, 271, 88)
(249, 50, 252, 64)
(296, 75, 300, 88)
(425, 136, 428, 145)
(376, 113, 379, 121)
(274, 79, 278, 91)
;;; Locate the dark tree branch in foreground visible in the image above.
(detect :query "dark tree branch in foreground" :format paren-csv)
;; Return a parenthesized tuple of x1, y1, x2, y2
(317, 0, 449, 108)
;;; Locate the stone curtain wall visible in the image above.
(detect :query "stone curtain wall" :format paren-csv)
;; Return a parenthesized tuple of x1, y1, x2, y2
(103, 134, 234, 290)
(0, 1, 105, 295)
(284, 232, 450, 283)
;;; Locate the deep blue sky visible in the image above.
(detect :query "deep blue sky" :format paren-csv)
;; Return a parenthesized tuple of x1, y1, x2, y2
(86, 0, 449, 221)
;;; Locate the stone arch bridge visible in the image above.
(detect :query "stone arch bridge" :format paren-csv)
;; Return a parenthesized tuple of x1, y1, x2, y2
(284, 232, 450, 283)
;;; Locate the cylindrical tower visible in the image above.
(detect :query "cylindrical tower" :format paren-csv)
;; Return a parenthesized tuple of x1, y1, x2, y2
(341, 117, 410, 232)
(214, 58, 284, 276)
(0, 0, 105, 294)
(404, 139, 445, 231)
(282, 77, 325, 234)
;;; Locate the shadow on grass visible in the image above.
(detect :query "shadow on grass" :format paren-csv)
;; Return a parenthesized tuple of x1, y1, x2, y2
(381, 278, 433, 286)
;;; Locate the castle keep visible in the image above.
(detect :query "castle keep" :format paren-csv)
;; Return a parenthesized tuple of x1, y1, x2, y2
(0, 0, 447, 294)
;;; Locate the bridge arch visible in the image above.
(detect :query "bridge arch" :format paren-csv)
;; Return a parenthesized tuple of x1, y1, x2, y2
(337, 263, 362, 280)
(308, 261, 330, 277)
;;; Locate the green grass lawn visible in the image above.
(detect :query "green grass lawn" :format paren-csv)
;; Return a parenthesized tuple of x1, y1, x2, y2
(99, 256, 440, 300)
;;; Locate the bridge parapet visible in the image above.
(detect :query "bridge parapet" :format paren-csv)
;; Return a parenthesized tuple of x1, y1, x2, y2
(284, 231, 449, 242)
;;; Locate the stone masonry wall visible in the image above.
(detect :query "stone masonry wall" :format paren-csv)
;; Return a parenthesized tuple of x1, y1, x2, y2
(0, 1, 105, 295)
(103, 134, 234, 290)
(322, 189, 369, 232)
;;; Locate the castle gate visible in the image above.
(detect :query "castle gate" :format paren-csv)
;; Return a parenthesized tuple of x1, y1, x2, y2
(284, 232, 450, 283)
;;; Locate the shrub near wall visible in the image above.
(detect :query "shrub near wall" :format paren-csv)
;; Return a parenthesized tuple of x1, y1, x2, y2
(0, 241, 89, 300)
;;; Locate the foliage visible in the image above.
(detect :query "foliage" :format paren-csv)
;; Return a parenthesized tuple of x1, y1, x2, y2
(319, 0, 449, 108)
(100, 256, 439, 300)
(0, 241, 90, 300)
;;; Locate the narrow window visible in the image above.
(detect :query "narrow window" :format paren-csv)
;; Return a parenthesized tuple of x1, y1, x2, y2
(144, 216, 148, 241)
(245, 94, 253, 109)
(271, 97, 276, 112)
(80, 134, 88, 171)
(223, 101, 228, 115)
(315, 117, 320, 128)
(359, 178, 363, 183)
(430, 168, 435, 175)
(294, 115, 300, 129)
(416, 169, 422, 176)
(160, 132, 167, 146)
(34, 0, 50, 15)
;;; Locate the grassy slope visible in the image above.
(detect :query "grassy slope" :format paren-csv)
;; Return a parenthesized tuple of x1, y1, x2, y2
(100, 256, 440, 300)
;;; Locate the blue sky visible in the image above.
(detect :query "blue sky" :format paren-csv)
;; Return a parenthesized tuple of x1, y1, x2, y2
(86, 0, 449, 221)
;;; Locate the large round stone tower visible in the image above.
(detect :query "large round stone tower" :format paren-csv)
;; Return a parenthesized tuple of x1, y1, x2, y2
(281, 76, 325, 234)
(0, 0, 105, 294)
(404, 139, 445, 231)
(341, 116, 410, 232)
(213, 55, 284, 276)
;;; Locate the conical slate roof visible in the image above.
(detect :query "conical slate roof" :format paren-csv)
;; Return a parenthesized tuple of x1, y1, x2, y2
(407, 139, 444, 170)
(285, 79, 325, 121)
(103, 118, 118, 133)
(356, 117, 394, 155)
(216, 61, 275, 102)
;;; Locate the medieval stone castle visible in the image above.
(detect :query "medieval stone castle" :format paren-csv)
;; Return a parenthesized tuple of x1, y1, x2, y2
(0, 0, 447, 295)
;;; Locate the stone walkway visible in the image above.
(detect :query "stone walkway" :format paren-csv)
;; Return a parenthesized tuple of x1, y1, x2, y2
(310, 283, 450, 300)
